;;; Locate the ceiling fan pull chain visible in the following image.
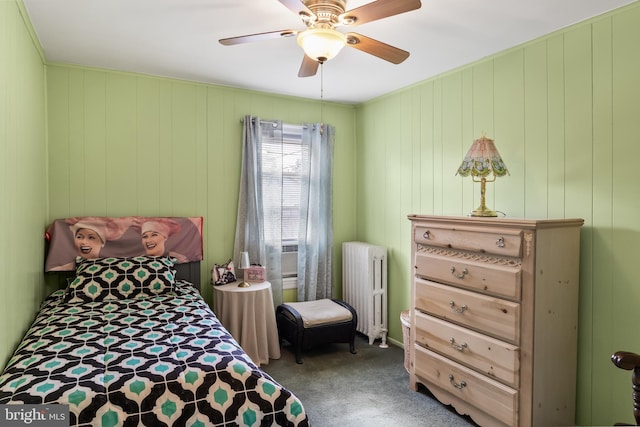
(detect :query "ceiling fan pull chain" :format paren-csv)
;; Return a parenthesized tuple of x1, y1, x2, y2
(320, 62, 325, 132)
(320, 61, 324, 101)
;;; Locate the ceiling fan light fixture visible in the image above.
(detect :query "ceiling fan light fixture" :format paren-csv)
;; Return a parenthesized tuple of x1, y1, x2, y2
(297, 28, 346, 62)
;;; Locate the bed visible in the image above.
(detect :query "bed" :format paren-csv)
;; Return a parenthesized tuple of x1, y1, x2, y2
(0, 216, 309, 427)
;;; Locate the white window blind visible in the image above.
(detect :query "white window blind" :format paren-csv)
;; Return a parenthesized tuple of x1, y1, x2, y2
(261, 123, 308, 247)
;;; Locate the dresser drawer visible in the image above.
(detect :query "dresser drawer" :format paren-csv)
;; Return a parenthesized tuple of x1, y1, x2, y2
(415, 252, 521, 300)
(415, 346, 518, 426)
(414, 225, 523, 258)
(415, 279, 521, 343)
(414, 312, 520, 387)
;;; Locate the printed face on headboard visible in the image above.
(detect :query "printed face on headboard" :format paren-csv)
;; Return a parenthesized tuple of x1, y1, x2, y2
(45, 216, 204, 272)
(73, 227, 104, 258)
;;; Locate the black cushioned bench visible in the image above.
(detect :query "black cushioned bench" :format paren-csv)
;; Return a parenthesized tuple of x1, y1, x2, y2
(276, 299, 358, 364)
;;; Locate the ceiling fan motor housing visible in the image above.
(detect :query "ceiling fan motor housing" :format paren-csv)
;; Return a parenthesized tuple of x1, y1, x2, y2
(302, 0, 348, 27)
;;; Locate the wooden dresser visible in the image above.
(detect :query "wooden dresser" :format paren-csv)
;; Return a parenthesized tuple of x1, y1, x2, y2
(408, 215, 583, 427)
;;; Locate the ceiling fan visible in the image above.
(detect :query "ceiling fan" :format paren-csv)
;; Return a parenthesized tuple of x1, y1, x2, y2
(219, 0, 422, 77)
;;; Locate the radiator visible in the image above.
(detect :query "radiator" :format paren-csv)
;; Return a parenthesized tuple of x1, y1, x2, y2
(342, 241, 388, 348)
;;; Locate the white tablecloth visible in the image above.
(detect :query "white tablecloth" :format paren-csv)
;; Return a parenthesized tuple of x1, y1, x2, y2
(213, 281, 281, 366)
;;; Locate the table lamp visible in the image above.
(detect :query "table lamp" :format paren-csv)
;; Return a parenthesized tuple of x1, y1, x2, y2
(456, 134, 509, 217)
(238, 251, 251, 288)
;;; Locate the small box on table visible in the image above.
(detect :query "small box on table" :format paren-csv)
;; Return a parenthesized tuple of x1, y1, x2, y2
(244, 265, 266, 282)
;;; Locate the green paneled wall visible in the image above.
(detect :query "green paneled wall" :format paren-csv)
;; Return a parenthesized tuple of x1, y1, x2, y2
(45, 64, 358, 306)
(3, 0, 640, 424)
(355, 3, 640, 425)
(0, 1, 48, 368)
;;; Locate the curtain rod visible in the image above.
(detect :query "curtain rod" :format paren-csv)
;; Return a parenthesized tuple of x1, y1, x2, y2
(240, 117, 278, 127)
(240, 117, 311, 129)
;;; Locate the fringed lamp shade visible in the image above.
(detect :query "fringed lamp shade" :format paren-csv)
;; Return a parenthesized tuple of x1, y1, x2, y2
(457, 136, 508, 178)
(457, 135, 509, 217)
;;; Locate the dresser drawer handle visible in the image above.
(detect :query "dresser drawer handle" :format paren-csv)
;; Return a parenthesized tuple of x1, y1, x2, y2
(449, 337, 468, 351)
(449, 374, 467, 389)
(496, 236, 505, 248)
(449, 301, 467, 314)
(450, 266, 468, 279)
(423, 230, 431, 239)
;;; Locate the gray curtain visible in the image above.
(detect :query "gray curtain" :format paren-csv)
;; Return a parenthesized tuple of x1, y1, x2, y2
(297, 123, 334, 301)
(233, 115, 283, 306)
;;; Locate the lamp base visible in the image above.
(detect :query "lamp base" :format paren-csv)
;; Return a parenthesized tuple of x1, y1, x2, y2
(237, 281, 251, 288)
(470, 206, 498, 217)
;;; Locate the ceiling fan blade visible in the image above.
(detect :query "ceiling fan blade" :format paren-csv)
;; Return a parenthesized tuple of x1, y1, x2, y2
(278, 0, 316, 22)
(298, 55, 319, 77)
(340, 0, 421, 26)
(219, 30, 298, 46)
(345, 33, 410, 64)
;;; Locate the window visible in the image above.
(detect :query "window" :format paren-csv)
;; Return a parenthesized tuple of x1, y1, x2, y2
(261, 124, 308, 248)
(260, 123, 308, 287)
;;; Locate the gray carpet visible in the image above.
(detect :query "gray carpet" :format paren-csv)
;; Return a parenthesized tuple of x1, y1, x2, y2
(262, 334, 478, 427)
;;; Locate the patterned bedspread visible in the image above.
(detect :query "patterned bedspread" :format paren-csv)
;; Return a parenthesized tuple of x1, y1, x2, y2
(0, 281, 308, 427)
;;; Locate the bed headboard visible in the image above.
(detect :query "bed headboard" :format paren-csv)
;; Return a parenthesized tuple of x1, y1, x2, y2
(45, 216, 204, 291)
(175, 261, 202, 291)
(45, 216, 203, 270)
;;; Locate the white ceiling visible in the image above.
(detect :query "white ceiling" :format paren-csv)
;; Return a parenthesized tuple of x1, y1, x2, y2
(22, 0, 635, 104)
